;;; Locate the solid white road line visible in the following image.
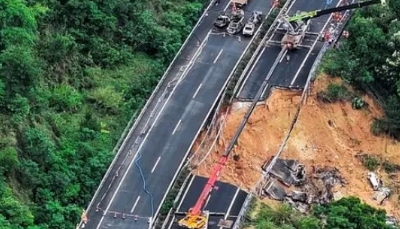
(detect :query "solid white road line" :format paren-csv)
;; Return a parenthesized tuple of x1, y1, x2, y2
(93, 1, 234, 228)
(151, 157, 161, 173)
(193, 83, 203, 98)
(204, 194, 212, 209)
(152, 0, 253, 222)
(177, 175, 195, 210)
(223, 1, 231, 11)
(130, 196, 141, 213)
(172, 119, 182, 135)
(290, 1, 341, 87)
(95, 25, 210, 229)
(219, 188, 240, 229)
(213, 49, 224, 64)
(236, 0, 299, 97)
(279, 49, 288, 63)
(167, 215, 175, 229)
(237, 46, 266, 95)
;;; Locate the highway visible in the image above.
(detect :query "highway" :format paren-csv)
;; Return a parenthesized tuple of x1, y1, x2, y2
(83, 0, 270, 229)
(161, 1, 345, 228)
(237, 0, 340, 100)
(166, 176, 248, 229)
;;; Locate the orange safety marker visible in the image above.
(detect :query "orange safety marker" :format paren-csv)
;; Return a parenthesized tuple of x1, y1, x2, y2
(272, 0, 279, 8)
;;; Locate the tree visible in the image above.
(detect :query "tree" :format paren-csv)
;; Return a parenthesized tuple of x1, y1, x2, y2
(0, 147, 19, 175)
(0, 0, 205, 227)
(313, 197, 391, 229)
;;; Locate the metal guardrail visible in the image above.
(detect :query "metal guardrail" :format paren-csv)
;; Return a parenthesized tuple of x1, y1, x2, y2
(77, 0, 217, 228)
(152, 2, 271, 226)
(229, 1, 294, 228)
(155, 3, 284, 228)
(190, 2, 280, 163)
(233, 0, 297, 99)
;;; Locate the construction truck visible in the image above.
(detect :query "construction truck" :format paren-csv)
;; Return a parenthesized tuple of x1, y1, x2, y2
(280, 12, 311, 49)
(232, 0, 249, 8)
(280, 0, 387, 49)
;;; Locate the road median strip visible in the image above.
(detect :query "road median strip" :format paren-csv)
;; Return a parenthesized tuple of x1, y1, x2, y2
(153, 2, 290, 228)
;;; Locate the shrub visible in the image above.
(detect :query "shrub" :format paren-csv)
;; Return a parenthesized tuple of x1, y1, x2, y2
(317, 83, 352, 103)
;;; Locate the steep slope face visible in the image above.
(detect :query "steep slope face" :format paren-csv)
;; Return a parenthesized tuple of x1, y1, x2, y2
(191, 75, 400, 217)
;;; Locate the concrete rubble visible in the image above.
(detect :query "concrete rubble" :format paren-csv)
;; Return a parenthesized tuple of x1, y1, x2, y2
(261, 158, 347, 212)
(262, 157, 306, 186)
(260, 158, 398, 227)
(262, 180, 286, 200)
(366, 172, 392, 205)
(217, 219, 233, 228)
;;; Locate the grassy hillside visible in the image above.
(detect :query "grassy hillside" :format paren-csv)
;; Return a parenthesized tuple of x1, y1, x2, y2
(0, 0, 205, 228)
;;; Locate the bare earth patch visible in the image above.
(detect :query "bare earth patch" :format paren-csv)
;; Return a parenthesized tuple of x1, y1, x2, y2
(190, 75, 400, 218)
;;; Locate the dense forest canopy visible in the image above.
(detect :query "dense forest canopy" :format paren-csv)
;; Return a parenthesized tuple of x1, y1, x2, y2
(253, 197, 394, 229)
(322, 0, 400, 138)
(0, 0, 204, 228)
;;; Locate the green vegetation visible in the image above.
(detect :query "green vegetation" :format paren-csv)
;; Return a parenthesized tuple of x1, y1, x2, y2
(320, 2, 400, 139)
(251, 197, 393, 229)
(0, 0, 205, 228)
(314, 197, 393, 229)
(159, 168, 190, 214)
(360, 155, 380, 171)
(359, 154, 400, 173)
(317, 83, 353, 102)
(252, 203, 321, 229)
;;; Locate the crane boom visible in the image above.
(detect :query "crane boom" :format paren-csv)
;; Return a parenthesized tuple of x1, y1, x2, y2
(288, 0, 386, 22)
(190, 156, 228, 215)
(178, 156, 228, 229)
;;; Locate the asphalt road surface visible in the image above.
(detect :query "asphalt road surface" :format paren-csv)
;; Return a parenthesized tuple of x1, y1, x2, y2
(84, 0, 270, 229)
(166, 176, 248, 229)
(237, 0, 340, 100)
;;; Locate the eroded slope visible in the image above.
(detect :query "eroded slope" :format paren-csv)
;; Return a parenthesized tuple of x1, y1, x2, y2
(190, 75, 400, 217)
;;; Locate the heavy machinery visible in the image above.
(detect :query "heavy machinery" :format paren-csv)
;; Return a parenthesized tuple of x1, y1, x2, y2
(232, 0, 249, 8)
(243, 11, 263, 36)
(178, 156, 228, 229)
(280, 0, 387, 49)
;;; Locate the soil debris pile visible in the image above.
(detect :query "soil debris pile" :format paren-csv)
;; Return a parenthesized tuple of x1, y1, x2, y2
(191, 75, 400, 218)
(191, 90, 301, 189)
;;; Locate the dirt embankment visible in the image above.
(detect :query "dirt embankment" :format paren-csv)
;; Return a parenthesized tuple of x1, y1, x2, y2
(190, 75, 400, 217)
